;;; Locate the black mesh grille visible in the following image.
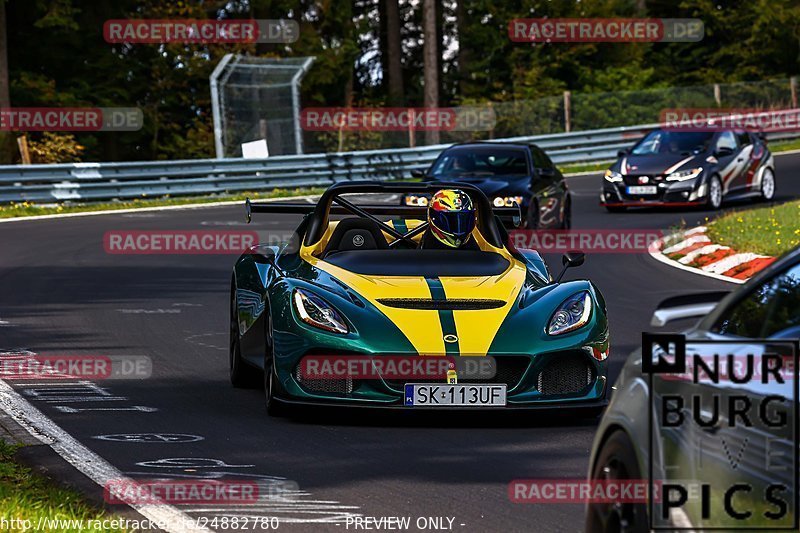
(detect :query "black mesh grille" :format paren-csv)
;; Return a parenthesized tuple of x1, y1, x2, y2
(384, 356, 530, 391)
(537, 353, 594, 396)
(376, 298, 506, 310)
(295, 367, 353, 394)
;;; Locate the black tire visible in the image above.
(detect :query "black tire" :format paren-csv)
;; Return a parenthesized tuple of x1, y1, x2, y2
(706, 175, 723, 210)
(560, 197, 572, 229)
(526, 201, 540, 229)
(585, 430, 649, 533)
(229, 285, 260, 388)
(263, 313, 286, 417)
(604, 205, 627, 213)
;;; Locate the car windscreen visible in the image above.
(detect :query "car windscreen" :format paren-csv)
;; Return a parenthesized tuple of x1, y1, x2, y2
(429, 147, 528, 178)
(631, 130, 714, 156)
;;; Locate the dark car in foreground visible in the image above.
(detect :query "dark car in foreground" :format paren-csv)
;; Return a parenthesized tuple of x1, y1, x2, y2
(406, 142, 571, 228)
(601, 129, 775, 211)
(586, 246, 799, 532)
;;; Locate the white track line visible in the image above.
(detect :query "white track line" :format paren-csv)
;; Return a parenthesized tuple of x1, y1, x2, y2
(0, 379, 212, 532)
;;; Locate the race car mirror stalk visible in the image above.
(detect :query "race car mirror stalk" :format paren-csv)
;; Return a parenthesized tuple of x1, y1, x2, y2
(555, 251, 586, 283)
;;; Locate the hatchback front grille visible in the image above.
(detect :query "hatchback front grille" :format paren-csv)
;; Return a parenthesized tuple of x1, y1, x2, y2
(376, 298, 506, 310)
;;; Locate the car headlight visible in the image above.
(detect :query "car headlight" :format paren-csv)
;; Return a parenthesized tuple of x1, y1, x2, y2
(604, 170, 623, 183)
(547, 291, 592, 335)
(493, 196, 524, 207)
(293, 288, 348, 334)
(405, 195, 429, 207)
(665, 167, 703, 182)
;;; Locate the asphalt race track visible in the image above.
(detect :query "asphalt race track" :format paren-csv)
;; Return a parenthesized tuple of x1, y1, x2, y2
(1, 152, 799, 532)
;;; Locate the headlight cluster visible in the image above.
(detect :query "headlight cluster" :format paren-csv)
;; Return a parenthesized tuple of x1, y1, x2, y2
(604, 170, 623, 183)
(405, 195, 430, 206)
(492, 196, 523, 207)
(666, 167, 703, 182)
(547, 291, 592, 335)
(293, 288, 348, 334)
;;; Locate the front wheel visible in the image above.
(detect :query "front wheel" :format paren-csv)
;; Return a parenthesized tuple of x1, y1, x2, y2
(759, 168, 775, 201)
(230, 289, 260, 388)
(706, 175, 723, 210)
(585, 430, 649, 533)
(526, 201, 540, 229)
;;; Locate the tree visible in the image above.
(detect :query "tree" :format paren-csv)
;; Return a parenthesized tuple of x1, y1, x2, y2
(422, 0, 439, 144)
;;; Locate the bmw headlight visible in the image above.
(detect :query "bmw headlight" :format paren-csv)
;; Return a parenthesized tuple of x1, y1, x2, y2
(404, 195, 429, 207)
(293, 288, 348, 334)
(547, 291, 592, 335)
(666, 167, 703, 182)
(604, 170, 623, 183)
(493, 196, 524, 207)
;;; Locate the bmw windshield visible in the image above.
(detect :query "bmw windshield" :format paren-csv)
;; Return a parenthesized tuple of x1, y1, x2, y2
(430, 147, 529, 179)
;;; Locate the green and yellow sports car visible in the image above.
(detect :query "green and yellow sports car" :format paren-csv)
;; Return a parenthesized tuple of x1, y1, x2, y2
(230, 181, 609, 416)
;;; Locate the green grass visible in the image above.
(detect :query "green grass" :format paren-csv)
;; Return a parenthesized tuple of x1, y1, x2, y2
(560, 161, 613, 174)
(0, 440, 127, 532)
(0, 187, 325, 219)
(706, 200, 800, 257)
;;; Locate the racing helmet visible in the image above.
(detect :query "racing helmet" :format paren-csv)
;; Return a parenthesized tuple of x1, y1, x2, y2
(427, 189, 476, 248)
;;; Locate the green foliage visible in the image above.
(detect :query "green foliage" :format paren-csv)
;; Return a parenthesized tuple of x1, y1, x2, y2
(27, 132, 85, 163)
(4, 0, 799, 162)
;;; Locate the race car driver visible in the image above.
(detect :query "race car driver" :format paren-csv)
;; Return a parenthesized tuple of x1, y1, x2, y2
(420, 189, 479, 250)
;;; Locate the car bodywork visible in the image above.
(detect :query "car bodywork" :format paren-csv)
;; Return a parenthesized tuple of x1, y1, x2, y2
(231, 182, 608, 412)
(406, 142, 571, 229)
(601, 129, 774, 209)
(587, 246, 800, 530)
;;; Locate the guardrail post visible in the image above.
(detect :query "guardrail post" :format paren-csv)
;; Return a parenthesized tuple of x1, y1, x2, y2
(563, 91, 571, 133)
(713, 83, 721, 107)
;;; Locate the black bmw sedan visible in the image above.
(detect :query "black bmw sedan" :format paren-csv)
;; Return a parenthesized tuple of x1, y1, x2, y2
(406, 142, 571, 229)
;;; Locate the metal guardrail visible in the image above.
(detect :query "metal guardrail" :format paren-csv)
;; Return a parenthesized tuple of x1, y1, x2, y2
(0, 123, 795, 203)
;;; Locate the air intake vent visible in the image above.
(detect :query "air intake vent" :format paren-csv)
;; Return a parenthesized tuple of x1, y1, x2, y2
(377, 298, 506, 310)
(537, 353, 594, 396)
(296, 367, 353, 394)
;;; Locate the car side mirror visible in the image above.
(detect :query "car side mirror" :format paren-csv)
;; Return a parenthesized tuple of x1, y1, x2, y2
(757, 132, 768, 143)
(555, 251, 585, 282)
(650, 291, 730, 327)
(249, 246, 276, 265)
(537, 167, 556, 178)
(617, 149, 629, 157)
(410, 169, 425, 178)
(714, 146, 734, 157)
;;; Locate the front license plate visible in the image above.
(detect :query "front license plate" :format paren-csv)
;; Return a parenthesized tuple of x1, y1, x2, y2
(404, 384, 507, 407)
(626, 185, 657, 195)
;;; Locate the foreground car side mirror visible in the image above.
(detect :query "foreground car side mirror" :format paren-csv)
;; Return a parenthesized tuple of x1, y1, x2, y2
(555, 251, 585, 282)
(714, 146, 735, 157)
(410, 169, 425, 178)
(650, 291, 730, 327)
(616, 149, 628, 157)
